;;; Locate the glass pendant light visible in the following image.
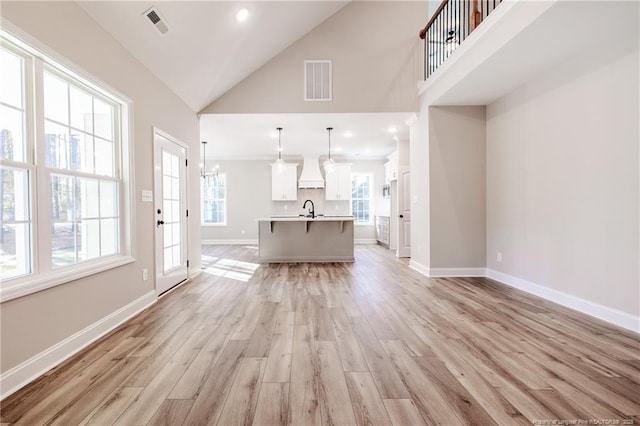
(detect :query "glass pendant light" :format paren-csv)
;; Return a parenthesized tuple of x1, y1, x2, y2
(323, 127, 335, 173)
(274, 127, 286, 173)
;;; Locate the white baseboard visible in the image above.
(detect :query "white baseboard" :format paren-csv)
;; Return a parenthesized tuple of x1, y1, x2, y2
(189, 268, 202, 279)
(409, 260, 430, 277)
(202, 239, 258, 245)
(486, 269, 640, 334)
(355, 239, 378, 245)
(0, 290, 156, 400)
(429, 267, 486, 277)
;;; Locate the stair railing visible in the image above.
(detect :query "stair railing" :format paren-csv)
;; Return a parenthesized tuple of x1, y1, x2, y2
(419, 0, 503, 80)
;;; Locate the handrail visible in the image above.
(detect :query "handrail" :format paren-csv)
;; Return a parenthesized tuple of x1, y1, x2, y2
(419, 0, 450, 40)
(419, 0, 503, 79)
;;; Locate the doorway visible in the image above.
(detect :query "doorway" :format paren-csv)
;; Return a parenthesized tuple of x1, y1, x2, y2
(153, 129, 189, 295)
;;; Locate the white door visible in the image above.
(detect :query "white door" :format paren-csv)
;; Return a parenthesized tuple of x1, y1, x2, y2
(154, 130, 188, 295)
(397, 167, 411, 258)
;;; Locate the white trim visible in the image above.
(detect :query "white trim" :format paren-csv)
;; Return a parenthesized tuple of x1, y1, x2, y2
(409, 259, 430, 277)
(189, 268, 202, 279)
(0, 255, 135, 303)
(429, 267, 486, 277)
(405, 113, 418, 127)
(202, 239, 258, 245)
(355, 238, 377, 245)
(486, 269, 640, 334)
(0, 290, 156, 400)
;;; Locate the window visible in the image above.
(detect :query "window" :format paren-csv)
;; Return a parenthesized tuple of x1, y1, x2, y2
(351, 173, 372, 224)
(201, 173, 226, 225)
(0, 30, 131, 299)
(1, 43, 31, 279)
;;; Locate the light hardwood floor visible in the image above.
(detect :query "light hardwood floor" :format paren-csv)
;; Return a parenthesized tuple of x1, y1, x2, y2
(1, 245, 639, 425)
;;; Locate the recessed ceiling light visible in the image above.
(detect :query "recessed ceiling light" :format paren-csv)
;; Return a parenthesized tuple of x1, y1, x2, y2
(236, 8, 249, 22)
(269, 131, 278, 139)
(335, 146, 343, 152)
(344, 131, 352, 138)
(365, 148, 371, 153)
(388, 126, 397, 134)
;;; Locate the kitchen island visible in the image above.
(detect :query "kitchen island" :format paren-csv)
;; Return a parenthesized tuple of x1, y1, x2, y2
(258, 216, 354, 263)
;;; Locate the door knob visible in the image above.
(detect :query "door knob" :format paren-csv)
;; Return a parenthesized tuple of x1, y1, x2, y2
(399, 214, 404, 218)
(157, 220, 165, 227)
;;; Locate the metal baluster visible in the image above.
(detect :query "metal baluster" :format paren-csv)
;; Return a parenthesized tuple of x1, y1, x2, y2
(423, 36, 426, 80)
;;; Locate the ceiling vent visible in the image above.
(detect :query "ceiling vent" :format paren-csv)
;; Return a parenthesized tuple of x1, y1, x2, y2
(304, 60, 332, 101)
(143, 6, 169, 35)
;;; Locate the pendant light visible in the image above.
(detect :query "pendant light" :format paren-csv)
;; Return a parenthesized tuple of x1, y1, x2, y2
(274, 127, 286, 173)
(323, 127, 335, 173)
(200, 141, 219, 178)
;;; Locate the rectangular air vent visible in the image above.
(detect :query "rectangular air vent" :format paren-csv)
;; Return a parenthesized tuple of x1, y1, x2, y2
(143, 6, 169, 35)
(304, 60, 332, 101)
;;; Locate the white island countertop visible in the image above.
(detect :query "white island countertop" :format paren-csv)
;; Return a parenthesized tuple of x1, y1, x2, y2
(258, 216, 354, 222)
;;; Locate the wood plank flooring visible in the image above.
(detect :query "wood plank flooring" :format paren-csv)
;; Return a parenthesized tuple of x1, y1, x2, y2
(2, 244, 639, 425)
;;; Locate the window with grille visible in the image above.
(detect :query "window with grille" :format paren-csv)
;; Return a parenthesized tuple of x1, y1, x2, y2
(0, 30, 132, 299)
(201, 173, 226, 225)
(351, 173, 372, 225)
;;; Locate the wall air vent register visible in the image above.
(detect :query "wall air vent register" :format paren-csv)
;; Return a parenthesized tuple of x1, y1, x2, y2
(304, 60, 332, 101)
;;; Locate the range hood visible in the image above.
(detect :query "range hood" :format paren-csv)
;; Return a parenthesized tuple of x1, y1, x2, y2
(298, 156, 325, 188)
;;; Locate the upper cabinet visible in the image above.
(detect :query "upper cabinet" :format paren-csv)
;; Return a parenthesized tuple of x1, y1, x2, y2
(387, 150, 399, 182)
(325, 163, 352, 200)
(271, 163, 298, 201)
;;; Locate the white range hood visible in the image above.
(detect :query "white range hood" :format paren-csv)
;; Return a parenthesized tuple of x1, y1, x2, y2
(298, 156, 325, 188)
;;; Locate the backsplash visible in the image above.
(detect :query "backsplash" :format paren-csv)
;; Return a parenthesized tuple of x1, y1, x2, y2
(270, 188, 350, 216)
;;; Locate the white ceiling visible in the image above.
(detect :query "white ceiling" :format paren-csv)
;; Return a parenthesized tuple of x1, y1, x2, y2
(199, 113, 412, 162)
(77, 1, 348, 112)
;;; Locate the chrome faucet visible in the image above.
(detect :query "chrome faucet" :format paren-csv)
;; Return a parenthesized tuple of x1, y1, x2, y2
(303, 199, 315, 218)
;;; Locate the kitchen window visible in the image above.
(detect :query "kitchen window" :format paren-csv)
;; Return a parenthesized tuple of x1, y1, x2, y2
(351, 173, 372, 225)
(201, 173, 226, 226)
(0, 30, 133, 301)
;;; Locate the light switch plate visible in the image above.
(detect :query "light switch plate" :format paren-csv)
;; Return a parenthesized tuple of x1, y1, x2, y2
(141, 190, 153, 202)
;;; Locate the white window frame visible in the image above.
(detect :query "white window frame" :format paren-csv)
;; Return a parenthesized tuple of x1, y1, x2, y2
(350, 172, 374, 226)
(201, 172, 227, 227)
(0, 25, 135, 303)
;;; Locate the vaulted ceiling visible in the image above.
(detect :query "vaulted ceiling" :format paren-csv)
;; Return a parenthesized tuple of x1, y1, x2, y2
(78, 1, 349, 112)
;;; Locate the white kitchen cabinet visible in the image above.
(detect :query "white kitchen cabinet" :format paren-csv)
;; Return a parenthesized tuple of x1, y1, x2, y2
(387, 151, 398, 181)
(325, 163, 352, 200)
(384, 161, 391, 184)
(271, 163, 298, 201)
(376, 216, 390, 248)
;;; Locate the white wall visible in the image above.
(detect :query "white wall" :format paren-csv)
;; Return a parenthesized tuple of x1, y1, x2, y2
(1, 2, 200, 375)
(200, 1, 427, 114)
(486, 37, 639, 320)
(429, 106, 486, 271)
(201, 161, 272, 242)
(201, 159, 386, 243)
(409, 107, 430, 272)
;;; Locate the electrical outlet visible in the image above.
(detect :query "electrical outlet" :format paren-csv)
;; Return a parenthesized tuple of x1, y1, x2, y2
(142, 268, 149, 281)
(241, 229, 246, 235)
(497, 252, 503, 262)
(284, 205, 288, 210)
